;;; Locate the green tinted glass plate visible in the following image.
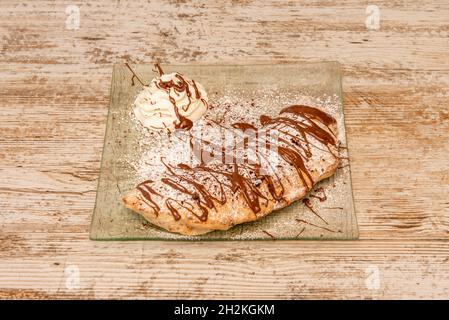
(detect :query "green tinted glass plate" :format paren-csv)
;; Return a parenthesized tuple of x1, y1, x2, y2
(90, 62, 358, 240)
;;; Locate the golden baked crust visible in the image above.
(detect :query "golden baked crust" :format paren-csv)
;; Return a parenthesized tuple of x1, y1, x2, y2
(123, 105, 339, 235)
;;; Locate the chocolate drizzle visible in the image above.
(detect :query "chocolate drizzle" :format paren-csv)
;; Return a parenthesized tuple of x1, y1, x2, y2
(135, 105, 339, 222)
(295, 218, 340, 234)
(309, 187, 327, 202)
(156, 69, 204, 130)
(125, 63, 147, 87)
(136, 180, 161, 215)
(302, 198, 328, 225)
(154, 63, 164, 76)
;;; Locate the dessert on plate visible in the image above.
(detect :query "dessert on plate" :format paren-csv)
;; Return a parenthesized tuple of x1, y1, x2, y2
(122, 64, 340, 235)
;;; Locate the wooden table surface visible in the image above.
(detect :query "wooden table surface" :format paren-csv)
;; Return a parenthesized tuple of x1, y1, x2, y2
(1, 0, 448, 299)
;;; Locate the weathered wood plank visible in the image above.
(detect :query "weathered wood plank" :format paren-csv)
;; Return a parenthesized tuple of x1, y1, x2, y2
(1, 0, 448, 298)
(1, 239, 448, 299)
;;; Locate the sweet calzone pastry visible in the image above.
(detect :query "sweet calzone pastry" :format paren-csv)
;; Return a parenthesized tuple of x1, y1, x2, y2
(122, 65, 339, 235)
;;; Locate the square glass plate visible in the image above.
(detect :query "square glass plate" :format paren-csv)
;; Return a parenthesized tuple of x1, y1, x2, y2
(90, 62, 358, 240)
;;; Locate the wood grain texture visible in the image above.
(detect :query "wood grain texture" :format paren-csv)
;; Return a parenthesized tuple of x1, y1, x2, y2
(0, 0, 448, 299)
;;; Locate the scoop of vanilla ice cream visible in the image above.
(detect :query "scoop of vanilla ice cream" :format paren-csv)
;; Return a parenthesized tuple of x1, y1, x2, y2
(133, 72, 208, 132)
